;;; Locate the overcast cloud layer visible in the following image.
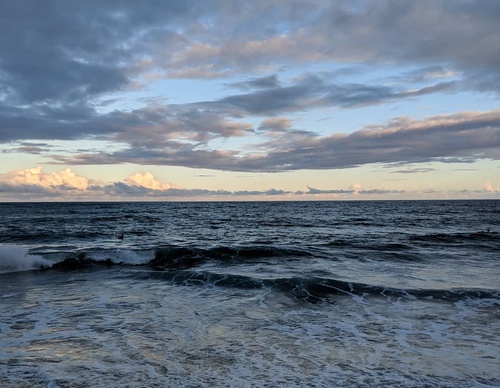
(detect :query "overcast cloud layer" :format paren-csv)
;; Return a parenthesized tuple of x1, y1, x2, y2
(1, 0, 499, 176)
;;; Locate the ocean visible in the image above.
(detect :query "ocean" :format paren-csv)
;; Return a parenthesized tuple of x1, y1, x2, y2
(0, 200, 498, 387)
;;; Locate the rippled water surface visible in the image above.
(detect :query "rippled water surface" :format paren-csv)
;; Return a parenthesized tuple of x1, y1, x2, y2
(0, 200, 499, 387)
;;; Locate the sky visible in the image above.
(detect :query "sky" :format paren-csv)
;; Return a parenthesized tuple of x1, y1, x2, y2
(0, 0, 499, 201)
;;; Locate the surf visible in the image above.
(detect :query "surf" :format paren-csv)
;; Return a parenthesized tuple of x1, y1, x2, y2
(0, 245, 52, 273)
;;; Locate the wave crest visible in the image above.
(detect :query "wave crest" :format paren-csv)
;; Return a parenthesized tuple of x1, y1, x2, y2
(0, 245, 52, 273)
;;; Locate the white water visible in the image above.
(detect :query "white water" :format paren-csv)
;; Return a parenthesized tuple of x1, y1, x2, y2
(89, 248, 154, 265)
(0, 245, 154, 274)
(0, 245, 52, 273)
(0, 267, 498, 387)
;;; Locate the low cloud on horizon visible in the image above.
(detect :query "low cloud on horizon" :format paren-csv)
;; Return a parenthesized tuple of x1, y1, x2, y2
(0, 166, 496, 201)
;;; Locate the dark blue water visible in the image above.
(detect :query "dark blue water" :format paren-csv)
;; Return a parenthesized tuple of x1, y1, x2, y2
(0, 201, 499, 387)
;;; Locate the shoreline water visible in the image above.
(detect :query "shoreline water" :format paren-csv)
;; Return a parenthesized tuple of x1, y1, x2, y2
(1, 200, 498, 387)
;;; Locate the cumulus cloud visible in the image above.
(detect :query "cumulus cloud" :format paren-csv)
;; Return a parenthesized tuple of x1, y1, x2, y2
(0, 166, 292, 199)
(0, 166, 90, 192)
(483, 180, 500, 193)
(126, 172, 180, 190)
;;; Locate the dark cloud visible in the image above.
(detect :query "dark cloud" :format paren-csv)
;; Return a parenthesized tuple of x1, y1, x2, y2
(306, 188, 405, 195)
(14, 146, 45, 155)
(1, 0, 499, 173)
(99, 184, 292, 198)
(305, 187, 354, 195)
(5, 71, 450, 150)
(214, 75, 456, 116)
(55, 109, 500, 172)
(246, 110, 500, 172)
(155, 1, 500, 81)
(219, 81, 317, 115)
(0, 0, 207, 143)
(258, 118, 292, 132)
(1, 0, 498, 104)
(227, 75, 280, 90)
(390, 168, 435, 174)
(0, 183, 54, 195)
(1, 142, 53, 155)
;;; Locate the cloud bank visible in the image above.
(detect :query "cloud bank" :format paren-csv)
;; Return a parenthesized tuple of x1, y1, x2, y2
(0, 167, 291, 199)
(52, 109, 500, 172)
(0, 0, 499, 178)
(0, 167, 497, 201)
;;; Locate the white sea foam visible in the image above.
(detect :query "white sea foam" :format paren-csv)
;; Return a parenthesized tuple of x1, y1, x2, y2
(0, 245, 52, 273)
(0, 267, 498, 387)
(89, 249, 154, 265)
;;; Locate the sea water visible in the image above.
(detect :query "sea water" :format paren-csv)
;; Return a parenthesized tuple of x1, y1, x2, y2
(0, 201, 498, 387)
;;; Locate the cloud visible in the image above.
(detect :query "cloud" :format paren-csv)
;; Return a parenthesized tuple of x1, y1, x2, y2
(304, 183, 405, 196)
(1, 0, 500, 178)
(2, 71, 461, 164)
(247, 109, 500, 172)
(215, 75, 456, 116)
(258, 118, 293, 132)
(1, 1, 497, 101)
(0, 67, 461, 156)
(0, 166, 497, 201)
(227, 75, 280, 91)
(0, 166, 292, 199)
(54, 108, 500, 172)
(0, 166, 90, 193)
(126, 172, 180, 190)
(390, 168, 435, 174)
(0, 142, 55, 156)
(483, 180, 500, 193)
(0, 1, 204, 105)
(149, 1, 500, 84)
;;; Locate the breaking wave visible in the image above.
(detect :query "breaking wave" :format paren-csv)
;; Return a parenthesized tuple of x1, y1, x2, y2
(0, 245, 52, 273)
(138, 270, 499, 303)
(1, 244, 497, 304)
(0, 244, 314, 273)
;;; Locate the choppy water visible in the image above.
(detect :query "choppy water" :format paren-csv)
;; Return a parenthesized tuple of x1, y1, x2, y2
(0, 201, 499, 387)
